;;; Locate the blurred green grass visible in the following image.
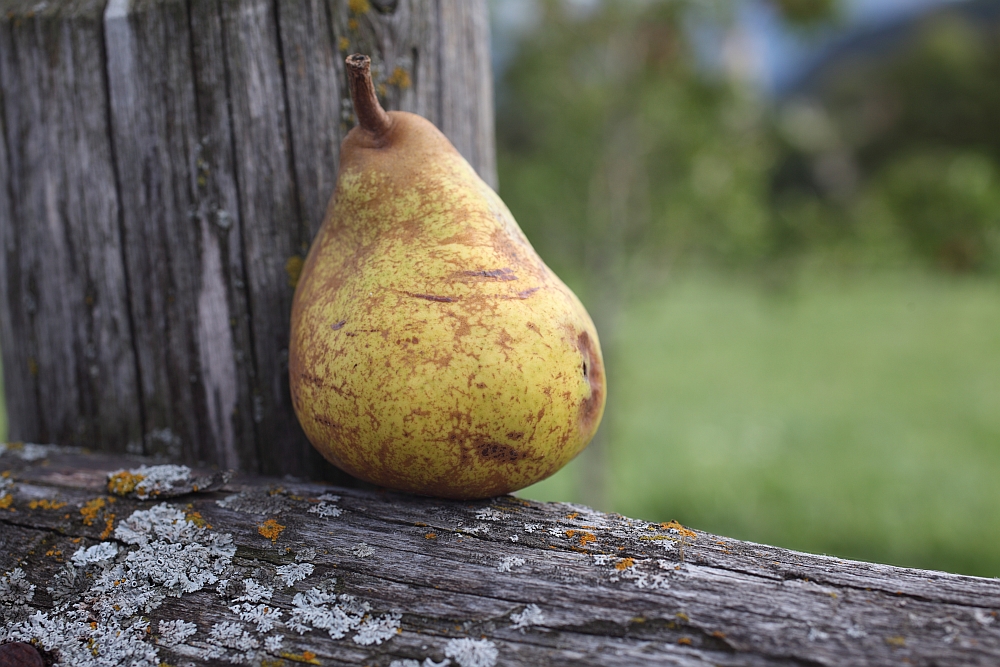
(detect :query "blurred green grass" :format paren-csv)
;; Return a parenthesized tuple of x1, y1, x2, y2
(520, 270, 1000, 577)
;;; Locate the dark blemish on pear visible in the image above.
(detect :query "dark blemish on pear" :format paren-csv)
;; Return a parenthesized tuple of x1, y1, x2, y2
(477, 441, 523, 463)
(577, 331, 604, 430)
(462, 268, 518, 281)
(409, 292, 459, 303)
(331, 319, 347, 330)
(517, 287, 540, 299)
(507, 431, 524, 441)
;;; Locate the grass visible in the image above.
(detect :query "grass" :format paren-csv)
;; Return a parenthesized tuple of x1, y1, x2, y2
(519, 270, 1000, 578)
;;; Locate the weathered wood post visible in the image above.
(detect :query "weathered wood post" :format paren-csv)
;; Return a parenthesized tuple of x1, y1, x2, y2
(0, 0, 496, 479)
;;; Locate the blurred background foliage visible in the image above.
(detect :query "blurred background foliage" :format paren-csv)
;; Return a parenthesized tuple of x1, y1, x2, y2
(493, 0, 1000, 576)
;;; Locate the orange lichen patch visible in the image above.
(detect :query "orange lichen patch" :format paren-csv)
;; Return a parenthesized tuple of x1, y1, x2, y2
(268, 487, 285, 496)
(678, 637, 692, 645)
(107, 470, 145, 496)
(348, 0, 369, 13)
(280, 650, 321, 665)
(565, 530, 596, 547)
(614, 558, 635, 571)
(712, 631, 726, 639)
(662, 520, 697, 538)
(414, 522, 428, 527)
(45, 549, 63, 559)
(424, 533, 437, 540)
(0, 494, 14, 510)
(258, 519, 286, 543)
(886, 636, 906, 647)
(29, 498, 68, 510)
(338, 36, 350, 52)
(100, 514, 116, 540)
(565, 512, 579, 520)
(348, 17, 359, 31)
(185, 509, 210, 529)
(1, 470, 10, 477)
(387, 67, 411, 89)
(70, 537, 82, 543)
(80, 497, 107, 525)
(676, 612, 690, 622)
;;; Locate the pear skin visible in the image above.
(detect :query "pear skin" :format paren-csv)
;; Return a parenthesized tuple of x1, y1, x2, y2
(289, 55, 605, 499)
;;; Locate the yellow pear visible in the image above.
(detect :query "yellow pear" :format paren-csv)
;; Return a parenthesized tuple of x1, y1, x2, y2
(289, 55, 606, 499)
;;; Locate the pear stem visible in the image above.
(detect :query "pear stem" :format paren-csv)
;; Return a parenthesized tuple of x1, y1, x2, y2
(346, 54, 392, 137)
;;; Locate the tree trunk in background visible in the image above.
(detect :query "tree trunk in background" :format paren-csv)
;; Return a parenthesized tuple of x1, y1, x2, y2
(0, 0, 496, 479)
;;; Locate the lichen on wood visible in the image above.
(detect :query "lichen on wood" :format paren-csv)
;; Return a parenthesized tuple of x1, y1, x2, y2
(1, 446, 999, 666)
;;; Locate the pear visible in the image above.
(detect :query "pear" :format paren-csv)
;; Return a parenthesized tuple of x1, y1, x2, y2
(289, 54, 606, 499)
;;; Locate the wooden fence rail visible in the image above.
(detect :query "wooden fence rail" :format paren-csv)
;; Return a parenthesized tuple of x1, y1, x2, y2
(1, 446, 999, 666)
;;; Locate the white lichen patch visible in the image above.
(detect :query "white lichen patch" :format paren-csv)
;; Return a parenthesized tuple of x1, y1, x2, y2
(230, 602, 283, 632)
(158, 619, 198, 646)
(71, 541, 119, 567)
(2, 502, 238, 667)
(309, 501, 343, 518)
(353, 611, 402, 645)
(974, 609, 996, 626)
(1, 567, 36, 624)
(264, 633, 284, 652)
(277, 562, 314, 586)
(510, 604, 545, 630)
(15, 443, 54, 461)
(3, 612, 160, 667)
(205, 621, 260, 662)
(462, 523, 490, 535)
(496, 556, 526, 573)
(235, 578, 274, 602)
(287, 584, 402, 647)
(510, 535, 518, 542)
(475, 508, 505, 521)
(289, 585, 367, 639)
(523, 523, 541, 533)
(352, 542, 375, 558)
(444, 637, 499, 667)
(390, 660, 450, 667)
(591, 554, 672, 590)
(109, 464, 192, 498)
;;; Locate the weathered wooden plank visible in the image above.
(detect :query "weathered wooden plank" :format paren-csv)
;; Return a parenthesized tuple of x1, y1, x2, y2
(0, 0, 142, 450)
(435, 0, 497, 190)
(185, 0, 262, 472)
(275, 0, 344, 240)
(1, 446, 998, 666)
(217, 0, 314, 479)
(103, 0, 260, 469)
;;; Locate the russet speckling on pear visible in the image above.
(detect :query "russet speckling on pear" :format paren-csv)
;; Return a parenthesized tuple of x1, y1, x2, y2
(289, 55, 606, 499)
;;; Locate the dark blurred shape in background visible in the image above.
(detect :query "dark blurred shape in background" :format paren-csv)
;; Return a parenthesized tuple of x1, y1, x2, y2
(491, 0, 1000, 577)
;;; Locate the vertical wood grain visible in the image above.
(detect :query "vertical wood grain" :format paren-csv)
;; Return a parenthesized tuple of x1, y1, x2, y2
(0, 0, 496, 477)
(103, 0, 258, 468)
(0, 0, 142, 450)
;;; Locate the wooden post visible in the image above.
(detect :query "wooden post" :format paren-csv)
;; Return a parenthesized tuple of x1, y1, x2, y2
(0, 0, 497, 479)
